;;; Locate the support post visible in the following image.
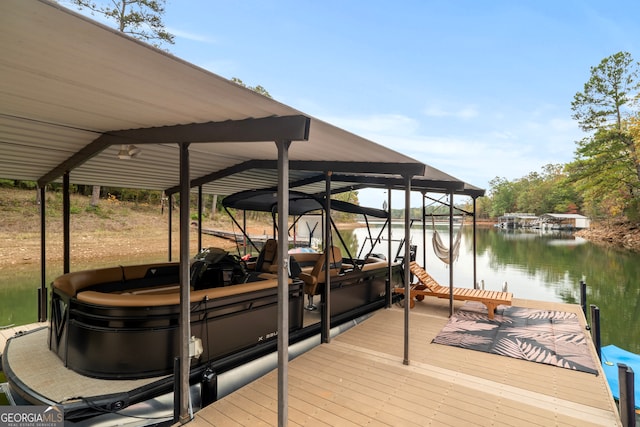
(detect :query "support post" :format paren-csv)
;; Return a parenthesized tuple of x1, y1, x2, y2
(580, 280, 587, 318)
(422, 191, 426, 269)
(403, 175, 412, 365)
(386, 189, 392, 308)
(590, 304, 601, 360)
(39, 185, 47, 322)
(276, 139, 291, 427)
(178, 143, 192, 424)
(168, 194, 173, 262)
(63, 172, 70, 274)
(322, 171, 332, 344)
(448, 191, 454, 317)
(617, 363, 636, 427)
(198, 186, 203, 252)
(243, 210, 247, 256)
(472, 197, 478, 289)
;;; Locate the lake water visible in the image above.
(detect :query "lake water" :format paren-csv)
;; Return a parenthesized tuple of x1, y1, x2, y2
(348, 224, 640, 354)
(2, 225, 639, 354)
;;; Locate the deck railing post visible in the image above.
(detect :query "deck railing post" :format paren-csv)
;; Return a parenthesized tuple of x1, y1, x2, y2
(617, 363, 636, 427)
(590, 304, 601, 360)
(580, 280, 587, 318)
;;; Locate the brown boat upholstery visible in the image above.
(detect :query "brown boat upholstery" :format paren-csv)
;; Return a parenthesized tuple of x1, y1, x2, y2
(51, 259, 294, 307)
(255, 238, 278, 273)
(360, 256, 389, 271)
(76, 277, 287, 307)
(299, 246, 343, 300)
(52, 263, 178, 297)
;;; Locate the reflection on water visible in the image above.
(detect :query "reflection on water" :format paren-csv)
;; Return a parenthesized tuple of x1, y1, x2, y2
(350, 225, 640, 354)
(2, 226, 639, 353)
(0, 254, 168, 328)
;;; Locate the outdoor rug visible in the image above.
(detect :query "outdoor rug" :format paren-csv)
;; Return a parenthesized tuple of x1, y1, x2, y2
(432, 301, 598, 375)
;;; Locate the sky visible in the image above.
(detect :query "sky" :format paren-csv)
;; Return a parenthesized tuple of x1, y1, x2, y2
(64, 0, 640, 208)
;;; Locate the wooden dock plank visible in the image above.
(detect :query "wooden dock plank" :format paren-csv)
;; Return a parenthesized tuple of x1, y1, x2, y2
(7, 298, 616, 426)
(190, 297, 620, 426)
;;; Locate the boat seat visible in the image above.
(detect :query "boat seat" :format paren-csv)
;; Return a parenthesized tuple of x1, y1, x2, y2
(255, 239, 278, 273)
(77, 277, 291, 307)
(360, 256, 389, 272)
(298, 246, 343, 310)
(52, 263, 179, 297)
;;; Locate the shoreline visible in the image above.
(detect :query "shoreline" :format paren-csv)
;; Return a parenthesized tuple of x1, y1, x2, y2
(2, 221, 638, 271)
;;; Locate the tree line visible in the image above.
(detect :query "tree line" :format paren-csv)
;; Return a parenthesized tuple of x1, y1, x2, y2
(474, 52, 640, 223)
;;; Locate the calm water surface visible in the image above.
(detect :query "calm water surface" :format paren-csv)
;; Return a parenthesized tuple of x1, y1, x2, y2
(2, 226, 639, 353)
(348, 224, 640, 354)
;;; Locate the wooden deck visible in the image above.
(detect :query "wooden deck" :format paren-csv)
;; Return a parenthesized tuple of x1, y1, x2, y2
(1, 299, 621, 426)
(186, 298, 621, 426)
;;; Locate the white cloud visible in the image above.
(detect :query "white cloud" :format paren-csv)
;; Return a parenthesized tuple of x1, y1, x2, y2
(422, 104, 479, 119)
(169, 28, 217, 44)
(306, 103, 582, 196)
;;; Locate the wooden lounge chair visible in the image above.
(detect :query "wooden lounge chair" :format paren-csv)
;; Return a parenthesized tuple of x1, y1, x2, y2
(394, 261, 512, 319)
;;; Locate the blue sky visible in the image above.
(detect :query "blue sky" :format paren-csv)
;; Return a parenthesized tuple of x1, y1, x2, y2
(65, 1, 640, 208)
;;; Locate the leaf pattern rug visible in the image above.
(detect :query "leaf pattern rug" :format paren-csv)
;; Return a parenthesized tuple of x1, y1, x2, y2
(432, 301, 598, 375)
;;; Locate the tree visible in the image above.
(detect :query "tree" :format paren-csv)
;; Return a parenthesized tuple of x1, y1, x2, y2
(70, 0, 174, 47)
(70, 0, 174, 206)
(570, 51, 640, 220)
(487, 177, 517, 218)
(231, 78, 272, 98)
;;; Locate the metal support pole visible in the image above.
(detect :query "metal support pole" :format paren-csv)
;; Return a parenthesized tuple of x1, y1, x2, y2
(422, 192, 426, 269)
(580, 281, 587, 318)
(243, 210, 247, 256)
(276, 140, 291, 427)
(403, 175, 412, 365)
(386, 189, 392, 308)
(168, 194, 173, 262)
(590, 304, 601, 360)
(39, 186, 47, 322)
(322, 172, 332, 344)
(198, 186, 203, 252)
(617, 363, 636, 427)
(472, 197, 478, 289)
(178, 143, 192, 424)
(63, 172, 70, 274)
(448, 191, 454, 317)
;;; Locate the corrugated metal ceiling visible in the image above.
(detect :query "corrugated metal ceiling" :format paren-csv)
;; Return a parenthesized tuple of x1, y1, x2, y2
(0, 0, 483, 199)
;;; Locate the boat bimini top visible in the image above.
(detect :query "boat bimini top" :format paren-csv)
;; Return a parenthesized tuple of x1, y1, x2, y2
(221, 189, 390, 263)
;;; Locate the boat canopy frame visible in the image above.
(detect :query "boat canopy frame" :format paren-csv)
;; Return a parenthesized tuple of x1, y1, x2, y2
(221, 189, 391, 269)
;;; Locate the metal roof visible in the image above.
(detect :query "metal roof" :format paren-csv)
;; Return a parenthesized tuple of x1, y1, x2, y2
(539, 214, 589, 220)
(0, 0, 484, 199)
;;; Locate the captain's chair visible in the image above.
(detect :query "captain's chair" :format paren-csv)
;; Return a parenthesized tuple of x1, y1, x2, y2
(255, 239, 278, 273)
(299, 246, 343, 310)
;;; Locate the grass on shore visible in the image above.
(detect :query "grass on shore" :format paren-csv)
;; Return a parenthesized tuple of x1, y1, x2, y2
(0, 187, 264, 267)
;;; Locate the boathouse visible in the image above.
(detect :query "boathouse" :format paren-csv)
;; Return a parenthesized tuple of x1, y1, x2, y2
(0, 1, 623, 426)
(496, 212, 538, 229)
(539, 213, 591, 230)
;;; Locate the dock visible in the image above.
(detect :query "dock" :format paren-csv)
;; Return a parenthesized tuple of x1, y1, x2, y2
(1, 300, 620, 426)
(187, 298, 620, 426)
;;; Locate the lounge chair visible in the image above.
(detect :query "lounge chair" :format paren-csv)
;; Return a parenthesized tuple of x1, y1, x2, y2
(394, 261, 512, 319)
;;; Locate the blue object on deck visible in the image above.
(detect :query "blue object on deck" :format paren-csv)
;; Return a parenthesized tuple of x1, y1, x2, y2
(601, 344, 639, 409)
